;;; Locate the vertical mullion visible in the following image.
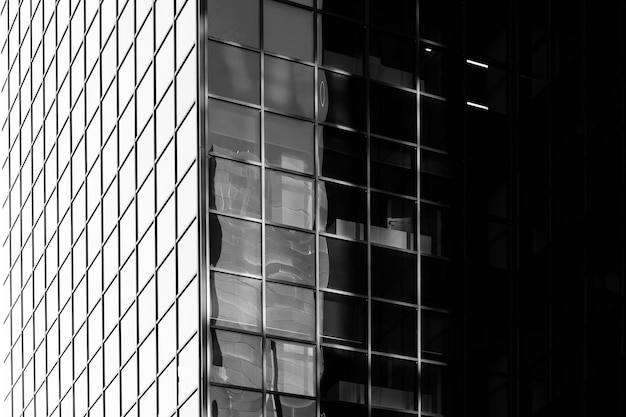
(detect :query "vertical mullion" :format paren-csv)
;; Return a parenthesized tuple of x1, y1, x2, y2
(364, 0, 372, 415)
(259, 0, 267, 413)
(415, 0, 422, 414)
(313, 3, 321, 417)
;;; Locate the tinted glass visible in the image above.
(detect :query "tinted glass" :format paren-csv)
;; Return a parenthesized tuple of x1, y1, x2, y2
(421, 363, 452, 415)
(264, 0, 314, 62)
(265, 56, 314, 118)
(371, 246, 417, 303)
(266, 170, 315, 230)
(371, 355, 417, 411)
(370, 193, 416, 251)
(319, 237, 367, 294)
(209, 214, 262, 276)
(372, 301, 417, 356)
(266, 395, 316, 417)
(318, 126, 367, 185)
(370, 29, 415, 88)
(210, 329, 262, 388)
(370, 0, 416, 36)
(420, 205, 462, 258)
(266, 339, 316, 396)
(420, 0, 462, 47)
(320, 347, 367, 403)
(209, 157, 261, 219)
(209, 272, 262, 332)
(265, 225, 315, 286)
(321, 292, 367, 348)
(317, 0, 365, 21)
(266, 282, 315, 341)
(208, 0, 260, 47)
(210, 387, 263, 417)
(421, 149, 462, 206)
(420, 95, 462, 154)
(318, 181, 367, 241)
(422, 310, 455, 359)
(318, 70, 366, 130)
(419, 46, 463, 99)
(208, 41, 260, 104)
(370, 138, 416, 196)
(207, 99, 260, 162)
(318, 14, 365, 75)
(371, 83, 416, 142)
(265, 112, 314, 174)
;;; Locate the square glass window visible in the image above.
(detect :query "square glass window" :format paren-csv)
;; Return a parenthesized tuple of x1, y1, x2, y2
(371, 246, 417, 304)
(320, 347, 366, 404)
(209, 157, 262, 219)
(370, 0, 415, 36)
(209, 214, 262, 276)
(371, 355, 417, 411)
(317, 0, 365, 21)
(370, 193, 416, 251)
(208, 99, 261, 162)
(421, 150, 463, 206)
(264, 0, 314, 62)
(210, 329, 263, 389)
(210, 387, 263, 417)
(420, 363, 453, 415)
(318, 126, 366, 186)
(370, 138, 417, 197)
(370, 29, 415, 88)
(370, 83, 416, 142)
(266, 282, 315, 341)
(265, 225, 315, 286)
(318, 70, 366, 131)
(208, 0, 260, 48)
(266, 395, 316, 417)
(321, 292, 367, 348)
(421, 256, 457, 310)
(317, 14, 365, 75)
(265, 339, 315, 396)
(208, 41, 260, 104)
(466, 64, 508, 113)
(266, 170, 314, 230)
(265, 112, 314, 175)
(372, 301, 417, 357)
(422, 310, 456, 359)
(420, 0, 462, 47)
(419, 46, 463, 99)
(420, 95, 463, 154)
(318, 181, 366, 241)
(265, 56, 314, 118)
(420, 205, 462, 258)
(319, 236, 367, 294)
(209, 271, 262, 332)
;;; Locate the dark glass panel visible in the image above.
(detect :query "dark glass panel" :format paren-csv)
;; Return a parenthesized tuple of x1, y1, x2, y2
(208, 0, 260, 47)
(370, 193, 416, 251)
(466, 64, 508, 113)
(321, 401, 368, 417)
(320, 347, 367, 404)
(370, 0, 416, 36)
(265, 56, 314, 118)
(209, 157, 261, 219)
(370, 29, 416, 88)
(370, 138, 416, 196)
(265, 112, 314, 174)
(318, 14, 365, 75)
(371, 83, 416, 142)
(265, 339, 316, 396)
(422, 310, 455, 359)
(210, 329, 262, 388)
(371, 246, 416, 304)
(421, 149, 462, 206)
(318, 126, 367, 185)
(317, 0, 365, 21)
(207, 99, 260, 162)
(318, 70, 366, 131)
(210, 387, 263, 417)
(371, 355, 417, 411)
(372, 301, 417, 356)
(209, 272, 262, 332)
(421, 256, 457, 310)
(321, 292, 367, 348)
(372, 409, 417, 417)
(265, 225, 315, 286)
(208, 41, 260, 104)
(319, 237, 367, 294)
(419, 46, 463, 99)
(420, 205, 462, 259)
(318, 181, 366, 241)
(421, 363, 454, 415)
(266, 395, 316, 417)
(266, 282, 315, 341)
(209, 214, 262, 276)
(266, 170, 315, 230)
(264, 0, 314, 62)
(466, 0, 508, 62)
(420, 95, 462, 154)
(419, 0, 462, 47)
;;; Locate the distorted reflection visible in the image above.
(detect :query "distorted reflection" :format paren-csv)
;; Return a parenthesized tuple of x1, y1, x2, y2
(210, 272, 262, 332)
(318, 181, 366, 241)
(207, 99, 260, 162)
(266, 339, 316, 396)
(209, 214, 262, 276)
(266, 282, 315, 341)
(209, 157, 261, 219)
(210, 329, 262, 389)
(266, 170, 314, 230)
(265, 56, 314, 118)
(265, 225, 315, 286)
(210, 386, 263, 417)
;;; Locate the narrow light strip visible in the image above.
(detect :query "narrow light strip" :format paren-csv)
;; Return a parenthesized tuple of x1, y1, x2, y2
(424, 47, 432, 53)
(467, 101, 489, 111)
(466, 58, 489, 69)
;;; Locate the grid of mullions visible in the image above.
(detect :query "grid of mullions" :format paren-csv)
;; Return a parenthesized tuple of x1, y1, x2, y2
(2, 0, 198, 416)
(204, 0, 455, 416)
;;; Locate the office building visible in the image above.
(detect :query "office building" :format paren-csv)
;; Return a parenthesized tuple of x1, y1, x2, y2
(3, 0, 626, 416)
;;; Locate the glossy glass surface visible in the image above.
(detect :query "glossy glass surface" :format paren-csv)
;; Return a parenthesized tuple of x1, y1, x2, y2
(207, 99, 261, 162)
(420, 95, 462, 154)
(265, 225, 315, 286)
(321, 292, 367, 348)
(210, 329, 263, 388)
(318, 181, 367, 241)
(318, 14, 365, 75)
(370, 29, 416, 88)
(266, 339, 316, 396)
(210, 387, 263, 417)
(421, 363, 451, 415)
(265, 56, 315, 118)
(420, 0, 462, 47)
(209, 272, 262, 332)
(264, 0, 314, 62)
(371, 246, 417, 303)
(370, 83, 416, 142)
(419, 46, 463, 99)
(370, 193, 416, 251)
(320, 347, 367, 403)
(265, 112, 314, 174)
(266, 282, 315, 341)
(208, 41, 260, 104)
(319, 237, 368, 294)
(317, 0, 365, 20)
(420, 205, 462, 258)
(266, 395, 316, 417)
(318, 70, 366, 131)
(208, 0, 260, 47)
(422, 310, 455, 359)
(371, 355, 417, 411)
(209, 214, 262, 276)
(370, 138, 417, 196)
(372, 301, 417, 356)
(318, 126, 367, 185)
(266, 170, 315, 230)
(209, 157, 262, 219)
(370, 0, 416, 36)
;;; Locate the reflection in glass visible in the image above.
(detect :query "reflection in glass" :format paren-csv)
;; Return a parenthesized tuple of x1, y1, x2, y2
(370, 29, 415, 88)
(372, 301, 417, 356)
(422, 310, 454, 359)
(210, 329, 262, 389)
(210, 386, 263, 417)
(370, 193, 416, 251)
(265, 56, 314, 118)
(209, 157, 261, 219)
(319, 236, 367, 294)
(208, 0, 260, 48)
(265, 112, 314, 174)
(421, 205, 461, 258)
(371, 355, 417, 411)
(264, 0, 314, 62)
(266, 339, 315, 396)
(209, 214, 262, 276)
(318, 70, 366, 131)
(371, 246, 416, 304)
(321, 292, 366, 348)
(266, 170, 314, 230)
(209, 272, 262, 332)
(371, 138, 416, 196)
(320, 347, 366, 403)
(266, 282, 315, 341)
(421, 363, 451, 415)
(317, 14, 365, 75)
(370, 83, 416, 142)
(266, 395, 316, 417)
(207, 99, 260, 162)
(208, 41, 260, 104)
(318, 126, 367, 185)
(318, 181, 366, 241)
(265, 225, 315, 286)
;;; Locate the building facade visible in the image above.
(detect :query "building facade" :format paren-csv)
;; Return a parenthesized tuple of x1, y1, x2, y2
(3, 0, 626, 417)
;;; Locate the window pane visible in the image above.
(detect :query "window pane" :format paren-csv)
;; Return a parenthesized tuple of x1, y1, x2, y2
(372, 301, 417, 356)
(209, 157, 262, 219)
(320, 347, 366, 404)
(208, 99, 261, 162)
(317, 0, 365, 21)
(210, 272, 262, 332)
(208, 0, 260, 48)
(266, 339, 315, 396)
(421, 150, 463, 206)
(319, 236, 367, 294)
(419, 46, 463, 99)
(421, 256, 457, 310)
(321, 401, 368, 417)
(265, 225, 315, 286)
(208, 41, 260, 104)
(370, 193, 416, 251)
(318, 70, 366, 131)
(266, 395, 316, 417)
(420, 205, 462, 258)
(318, 126, 366, 185)
(371, 355, 417, 411)
(265, 112, 314, 174)
(370, 83, 416, 142)
(264, 0, 314, 62)
(209, 214, 262, 276)
(370, 0, 415, 36)
(420, 95, 462, 154)
(266, 170, 314, 230)
(318, 181, 366, 241)
(210, 329, 263, 389)
(370, 29, 415, 88)
(266, 282, 315, 341)
(422, 310, 456, 359)
(317, 14, 365, 75)
(371, 138, 416, 197)
(420, 0, 462, 47)
(371, 246, 417, 303)
(321, 292, 366, 348)
(265, 56, 314, 118)
(210, 386, 263, 417)
(421, 363, 453, 415)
